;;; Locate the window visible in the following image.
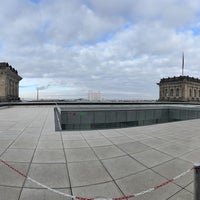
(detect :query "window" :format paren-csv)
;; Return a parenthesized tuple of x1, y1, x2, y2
(165, 89, 168, 97)
(194, 89, 197, 97)
(176, 88, 179, 97)
(170, 89, 174, 96)
(190, 89, 192, 97)
(199, 90, 200, 97)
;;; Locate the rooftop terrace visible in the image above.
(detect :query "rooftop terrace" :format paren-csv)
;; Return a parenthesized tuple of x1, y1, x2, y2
(0, 105, 198, 199)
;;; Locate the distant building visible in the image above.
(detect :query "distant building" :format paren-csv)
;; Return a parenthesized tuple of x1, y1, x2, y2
(157, 76, 200, 102)
(88, 90, 101, 101)
(0, 62, 22, 102)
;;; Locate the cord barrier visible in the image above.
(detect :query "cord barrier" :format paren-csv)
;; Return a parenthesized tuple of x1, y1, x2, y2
(0, 159, 194, 200)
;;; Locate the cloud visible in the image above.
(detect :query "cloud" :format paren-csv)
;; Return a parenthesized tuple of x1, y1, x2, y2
(1, 0, 200, 100)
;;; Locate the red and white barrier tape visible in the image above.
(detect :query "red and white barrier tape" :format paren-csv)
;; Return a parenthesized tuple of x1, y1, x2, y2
(0, 159, 194, 200)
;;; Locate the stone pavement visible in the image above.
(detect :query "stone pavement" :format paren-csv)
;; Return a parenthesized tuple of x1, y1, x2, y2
(0, 106, 198, 200)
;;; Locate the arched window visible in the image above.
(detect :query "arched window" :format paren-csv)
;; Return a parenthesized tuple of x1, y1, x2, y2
(176, 88, 179, 97)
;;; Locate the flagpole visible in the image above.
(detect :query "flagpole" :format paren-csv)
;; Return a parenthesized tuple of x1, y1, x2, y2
(182, 52, 184, 76)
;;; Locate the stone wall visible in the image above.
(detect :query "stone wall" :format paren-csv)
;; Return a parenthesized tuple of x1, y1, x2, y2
(158, 76, 200, 102)
(0, 63, 22, 102)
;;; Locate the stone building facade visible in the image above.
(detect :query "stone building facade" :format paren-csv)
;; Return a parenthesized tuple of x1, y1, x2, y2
(157, 76, 200, 102)
(0, 62, 22, 102)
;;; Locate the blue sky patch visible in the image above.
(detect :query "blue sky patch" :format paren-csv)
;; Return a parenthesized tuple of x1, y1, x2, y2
(191, 26, 200, 36)
(80, 22, 132, 46)
(96, 32, 115, 44)
(82, 0, 92, 9)
(177, 25, 200, 36)
(30, 0, 40, 4)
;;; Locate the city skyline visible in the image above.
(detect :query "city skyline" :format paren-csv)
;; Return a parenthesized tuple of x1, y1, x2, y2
(1, 0, 200, 100)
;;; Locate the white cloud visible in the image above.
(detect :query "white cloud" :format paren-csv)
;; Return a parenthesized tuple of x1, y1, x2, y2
(1, 0, 200, 100)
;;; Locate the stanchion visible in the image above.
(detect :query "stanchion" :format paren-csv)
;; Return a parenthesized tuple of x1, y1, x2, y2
(194, 163, 200, 200)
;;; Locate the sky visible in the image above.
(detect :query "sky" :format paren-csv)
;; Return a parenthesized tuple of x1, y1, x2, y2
(1, 0, 200, 100)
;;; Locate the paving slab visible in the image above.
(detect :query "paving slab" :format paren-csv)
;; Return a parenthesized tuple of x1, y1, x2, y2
(0, 186, 21, 200)
(0, 133, 18, 140)
(117, 141, 151, 154)
(131, 149, 173, 168)
(39, 134, 61, 141)
(0, 148, 5, 155)
(0, 162, 29, 187)
(140, 137, 170, 148)
(25, 163, 70, 188)
(0, 148, 34, 162)
(37, 139, 63, 149)
(10, 138, 38, 149)
(93, 145, 126, 159)
(180, 149, 200, 163)
(22, 127, 42, 134)
(62, 134, 84, 141)
(152, 158, 193, 188)
(86, 138, 112, 147)
(0, 139, 13, 149)
(0, 122, 16, 131)
(68, 160, 112, 187)
(108, 136, 135, 145)
(156, 142, 195, 157)
(177, 137, 200, 148)
(185, 182, 193, 193)
(63, 140, 89, 148)
(33, 149, 66, 163)
(82, 131, 105, 139)
(65, 148, 98, 162)
(116, 169, 181, 200)
(17, 135, 40, 141)
(99, 130, 123, 138)
(72, 181, 123, 199)
(19, 188, 71, 200)
(125, 133, 153, 141)
(156, 134, 178, 142)
(167, 189, 193, 200)
(102, 155, 147, 179)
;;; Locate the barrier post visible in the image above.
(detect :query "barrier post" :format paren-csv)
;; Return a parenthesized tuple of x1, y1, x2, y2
(194, 163, 200, 200)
